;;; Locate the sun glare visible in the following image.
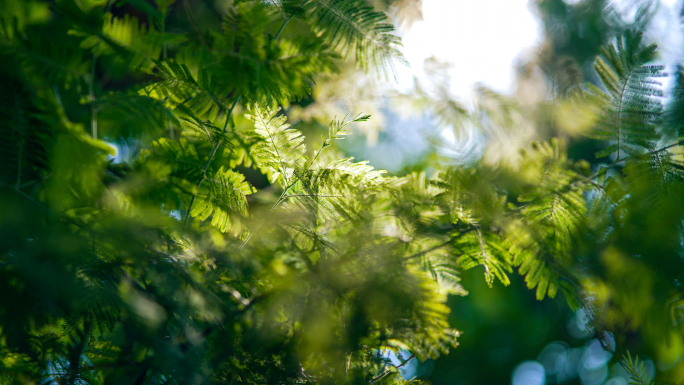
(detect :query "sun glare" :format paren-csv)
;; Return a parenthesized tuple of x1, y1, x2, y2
(397, 0, 541, 97)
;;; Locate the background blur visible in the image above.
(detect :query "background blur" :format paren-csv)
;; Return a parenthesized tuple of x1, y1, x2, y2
(319, 0, 684, 384)
(4, 0, 680, 383)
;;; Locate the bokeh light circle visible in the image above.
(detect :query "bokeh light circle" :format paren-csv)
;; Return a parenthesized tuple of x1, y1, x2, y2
(512, 361, 545, 385)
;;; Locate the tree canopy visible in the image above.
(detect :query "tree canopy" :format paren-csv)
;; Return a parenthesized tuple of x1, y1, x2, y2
(1, 0, 684, 384)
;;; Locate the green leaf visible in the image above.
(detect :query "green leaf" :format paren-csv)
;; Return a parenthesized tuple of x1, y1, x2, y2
(305, 0, 406, 77)
(246, 103, 307, 186)
(141, 59, 230, 119)
(190, 167, 254, 232)
(584, 30, 664, 159)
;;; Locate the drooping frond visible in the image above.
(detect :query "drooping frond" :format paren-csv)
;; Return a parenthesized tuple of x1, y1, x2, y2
(450, 229, 512, 288)
(210, 2, 338, 103)
(383, 273, 460, 361)
(6, 26, 89, 89)
(512, 140, 588, 300)
(309, 157, 384, 185)
(146, 137, 202, 181)
(96, 93, 180, 139)
(519, 186, 586, 252)
(665, 66, 684, 139)
(141, 59, 230, 119)
(0, 77, 53, 187)
(176, 105, 232, 146)
(509, 244, 564, 300)
(650, 151, 684, 182)
(421, 254, 467, 297)
(421, 169, 512, 287)
(82, 13, 164, 70)
(285, 157, 385, 221)
(584, 30, 664, 159)
(246, 103, 307, 185)
(519, 140, 587, 242)
(305, 0, 406, 77)
(190, 167, 254, 232)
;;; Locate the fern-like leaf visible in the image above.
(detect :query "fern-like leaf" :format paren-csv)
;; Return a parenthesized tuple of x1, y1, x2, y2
(85, 13, 164, 70)
(141, 59, 230, 119)
(176, 105, 232, 145)
(210, 3, 338, 103)
(450, 229, 512, 288)
(665, 66, 684, 139)
(327, 112, 370, 142)
(6, 26, 89, 89)
(190, 167, 254, 232)
(305, 0, 406, 77)
(96, 93, 180, 139)
(0, 77, 53, 187)
(584, 30, 664, 159)
(146, 137, 202, 180)
(246, 103, 307, 186)
(285, 157, 385, 221)
(309, 157, 384, 184)
(622, 351, 654, 385)
(513, 140, 587, 300)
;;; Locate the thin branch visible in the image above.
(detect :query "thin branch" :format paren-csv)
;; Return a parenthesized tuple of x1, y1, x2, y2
(184, 96, 241, 227)
(574, 173, 605, 191)
(237, 115, 359, 250)
(648, 140, 683, 156)
(87, 0, 115, 139)
(274, 15, 293, 40)
(615, 66, 636, 161)
(184, 6, 299, 227)
(403, 228, 476, 261)
(369, 354, 416, 384)
(284, 194, 346, 199)
(475, 227, 490, 277)
(589, 140, 684, 181)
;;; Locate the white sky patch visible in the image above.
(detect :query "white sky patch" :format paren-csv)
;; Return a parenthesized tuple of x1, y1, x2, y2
(394, 0, 683, 97)
(376, 0, 684, 164)
(395, 0, 541, 97)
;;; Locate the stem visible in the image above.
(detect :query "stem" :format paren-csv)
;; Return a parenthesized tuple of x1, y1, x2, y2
(183, 7, 302, 228)
(590, 140, 684, 180)
(237, 188, 288, 250)
(273, 0, 309, 40)
(237, 124, 338, 251)
(475, 227, 490, 278)
(403, 228, 475, 261)
(615, 65, 639, 161)
(14, 93, 23, 188)
(649, 140, 683, 155)
(184, 96, 241, 227)
(161, 16, 168, 60)
(369, 354, 415, 384)
(274, 16, 293, 40)
(89, 53, 99, 139)
(88, 0, 115, 139)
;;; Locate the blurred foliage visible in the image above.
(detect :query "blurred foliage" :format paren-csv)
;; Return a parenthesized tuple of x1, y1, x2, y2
(2, 0, 684, 384)
(413, 1, 684, 384)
